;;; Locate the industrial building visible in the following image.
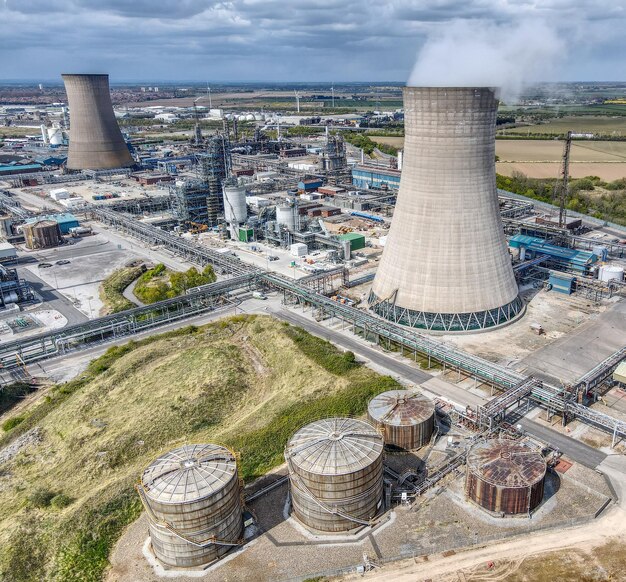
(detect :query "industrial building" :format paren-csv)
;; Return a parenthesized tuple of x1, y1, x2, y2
(510, 234, 598, 275)
(352, 165, 401, 190)
(0, 265, 34, 307)
(370, 87, 523, 332)
(24, 213, 79, 235)
(0, 241, 17, 263)
(62, 74, 134, 170)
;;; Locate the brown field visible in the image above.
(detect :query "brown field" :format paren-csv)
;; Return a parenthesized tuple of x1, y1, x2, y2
(496, 140, 626, 162)
(374, 136, 626, 180)
(496, 162, 626, 180)
(372, 135, 404, 148)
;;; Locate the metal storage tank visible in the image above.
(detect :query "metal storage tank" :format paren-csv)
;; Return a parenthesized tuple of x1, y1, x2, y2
(285, 418, 384, 533)
(370, 87, 523, 332)
(465, 438, 546, 515)
(62, 74, 134, 170)
(138, 444, 243, 569)
(23, 220, 63, 250)
(223, 184, 247, 225)
(276, 204, 297, 231)
(368, 390, 435, 450)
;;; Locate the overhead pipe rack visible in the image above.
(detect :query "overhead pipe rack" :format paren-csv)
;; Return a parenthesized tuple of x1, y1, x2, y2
(1, 207, 624, 444)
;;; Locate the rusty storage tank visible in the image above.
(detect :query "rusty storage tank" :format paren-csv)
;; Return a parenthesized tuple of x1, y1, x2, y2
(138, 444, 243, 569)
(368, 389, 435, 450)
(23, 220, 63, 250)
(465, 438, 547, 515)
(285, 417, 384, 533)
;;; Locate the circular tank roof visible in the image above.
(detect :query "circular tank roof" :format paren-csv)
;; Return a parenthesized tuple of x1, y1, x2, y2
(467, 439, 546, 488)
(285, 418, 383, 476)
(368, 390, 434, 426)
(141, 444, 237, 504)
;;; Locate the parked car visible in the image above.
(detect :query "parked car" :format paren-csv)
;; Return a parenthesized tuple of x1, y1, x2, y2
(38, 262, 53, 268)
(56, 260, 71, 265)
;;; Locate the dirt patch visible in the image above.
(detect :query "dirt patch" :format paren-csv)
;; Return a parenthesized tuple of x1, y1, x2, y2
(0, 427, 42, 465)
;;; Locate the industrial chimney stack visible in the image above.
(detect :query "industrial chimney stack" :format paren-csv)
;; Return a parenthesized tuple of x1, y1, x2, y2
(369, 87, 523, 332)
(62, 74, 134, 170)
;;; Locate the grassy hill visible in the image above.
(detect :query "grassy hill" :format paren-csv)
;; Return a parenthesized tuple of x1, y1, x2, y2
(0, 315, 400, 582)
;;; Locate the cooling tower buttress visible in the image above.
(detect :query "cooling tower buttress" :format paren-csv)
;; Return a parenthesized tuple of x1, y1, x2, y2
(62, 74, 134, 170)
(369, 87, 523, 332)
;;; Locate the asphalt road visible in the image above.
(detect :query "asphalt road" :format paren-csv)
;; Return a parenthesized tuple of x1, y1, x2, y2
(275, 308, 432, 383)
(273, 307, 608, 470)
(518, 418, 607, 469)
(16, 267, 88, 326)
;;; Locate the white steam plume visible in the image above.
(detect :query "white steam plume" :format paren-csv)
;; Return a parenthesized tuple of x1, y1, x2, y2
(408, 19, 565, 102)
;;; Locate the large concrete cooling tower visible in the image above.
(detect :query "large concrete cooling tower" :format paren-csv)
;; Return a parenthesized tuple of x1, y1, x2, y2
(369, 87, 523, 332)
(62, 74, 134, 170)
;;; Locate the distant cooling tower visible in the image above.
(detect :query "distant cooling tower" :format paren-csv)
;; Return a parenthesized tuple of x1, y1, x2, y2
(369, 87, 523, 332)
(62, 74, 134, 170)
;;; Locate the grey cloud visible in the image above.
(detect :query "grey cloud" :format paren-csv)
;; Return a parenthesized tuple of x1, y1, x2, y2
(0, 0, 624, 82)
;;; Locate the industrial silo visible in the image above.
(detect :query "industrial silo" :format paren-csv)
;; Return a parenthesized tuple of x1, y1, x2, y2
(62, 74, 134, 170)
(285, 418, 384, 533)
(276, 204, 297, 232)
(223, 183, 248, 225)
(23, 220, 63, 250)
(47, 125, 64, 146)
(368, 389, 435, 450)
(369, 87, 523, 332)
(465, 438, 546, 515)
(138, 444, 243, 569)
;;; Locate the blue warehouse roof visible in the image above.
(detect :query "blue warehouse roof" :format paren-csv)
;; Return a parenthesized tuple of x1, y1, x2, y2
(0, 163, 42, 173)
(25, 212, 78, 226)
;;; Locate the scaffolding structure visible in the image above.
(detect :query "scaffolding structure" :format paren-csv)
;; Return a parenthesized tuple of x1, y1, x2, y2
(171, 179, 212, 225)
(197, 135, 231, 226)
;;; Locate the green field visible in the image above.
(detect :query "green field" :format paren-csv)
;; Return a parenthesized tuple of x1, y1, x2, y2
(499, 115, 626, 137)
(0, 126, 37, 138)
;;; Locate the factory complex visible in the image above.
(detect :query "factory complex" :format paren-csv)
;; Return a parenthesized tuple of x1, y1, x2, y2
(0, 74, 625, 581)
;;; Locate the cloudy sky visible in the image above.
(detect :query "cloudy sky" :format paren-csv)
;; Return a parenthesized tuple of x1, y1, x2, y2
(1, 0, 625, 83)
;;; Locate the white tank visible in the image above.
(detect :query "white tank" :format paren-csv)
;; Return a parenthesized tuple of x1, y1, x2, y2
(245, 114, 255, 121)
(254, 114, 263, 121)
(47, 126, 64, 145)
(276, 205, 297, 232)
(223, 185, 247, 224)
(599, 265, 624, 283)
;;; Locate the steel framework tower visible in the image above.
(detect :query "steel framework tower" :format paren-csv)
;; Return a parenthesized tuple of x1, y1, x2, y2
(369, 87, 522, 332)
(62, 74, 134, 170)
